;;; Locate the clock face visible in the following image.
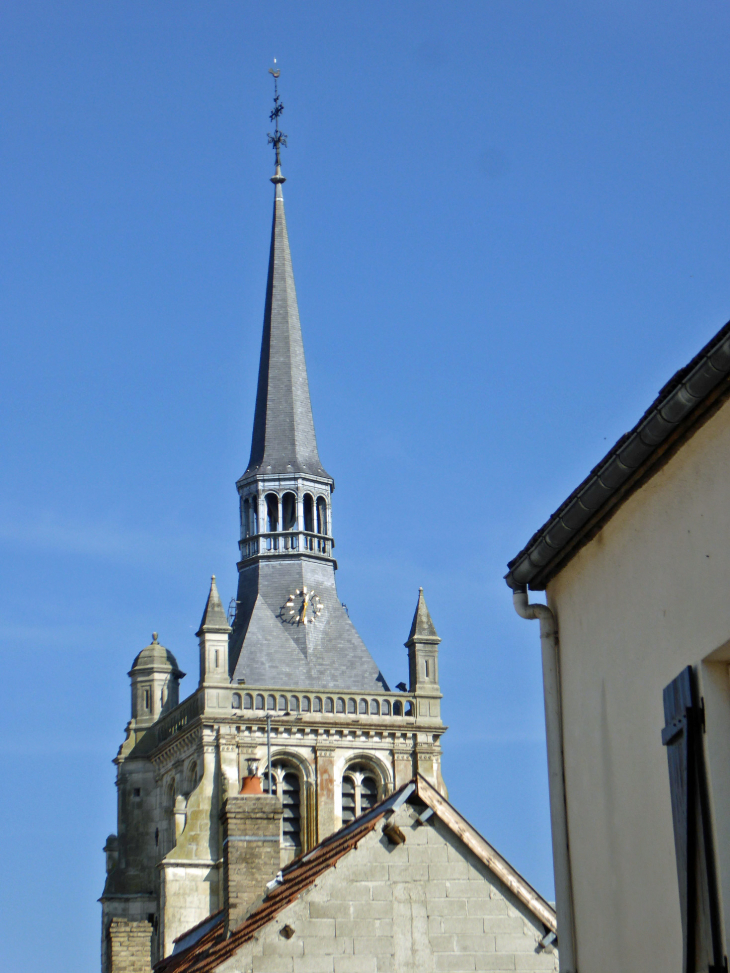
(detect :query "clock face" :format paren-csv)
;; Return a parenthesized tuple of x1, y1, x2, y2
(284, 587, 323, 625)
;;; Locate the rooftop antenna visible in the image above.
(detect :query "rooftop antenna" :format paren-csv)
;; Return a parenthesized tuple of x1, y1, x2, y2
(267, 60, 287, 182)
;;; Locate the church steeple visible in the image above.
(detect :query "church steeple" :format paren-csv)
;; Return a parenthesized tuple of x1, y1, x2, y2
(243, 67, 328, 481)
(228, 73, 386, 692)
(243, 176, 329, 480)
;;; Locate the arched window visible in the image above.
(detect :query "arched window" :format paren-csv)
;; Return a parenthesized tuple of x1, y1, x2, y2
(313, 697, 323, 713)
(301, 696, 311, 712)
(370, 699, 379, 715)
(358, 699, 368, 714)
(278, 695, 287, 711)
(303, 494, 314, 533)
(347, 698, 356, 714)
(264, 762, 303, 854)
(243, 693, 253, 710)
(289, 696, 299, 713)
(342, 775, 356, 824)
(341, 763, 382, 823)
(381, 699, 390, 715)
(267, 694, 276, 711)
(231, 693, 242, 709)
(282, 492, 297, 531)
(242, 498, 250, 537)
(265, 493, 279, 532)
(255, 694, 265, 710)
(324, 697, 334, 713)
(250, 495, 258, 535)
(316, 496, 328, 535)
(393, 700, 402, 716)
(336, 697, 345, 714)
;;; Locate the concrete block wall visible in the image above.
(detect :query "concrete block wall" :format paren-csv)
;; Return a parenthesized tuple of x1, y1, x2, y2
(108, 918, 153, 973)
(215, 803, 557, 973)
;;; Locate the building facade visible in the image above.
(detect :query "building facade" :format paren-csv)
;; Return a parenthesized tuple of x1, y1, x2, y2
(505, 319, 730, 972)
(100, 158, 447, 969)
(153, 775, 559, 973)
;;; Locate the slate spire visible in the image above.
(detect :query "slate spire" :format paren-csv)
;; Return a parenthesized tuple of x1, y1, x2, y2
(243, 171, 329, 480)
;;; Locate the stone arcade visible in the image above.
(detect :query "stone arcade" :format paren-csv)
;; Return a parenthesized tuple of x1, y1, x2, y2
(100, 142, 447, 969)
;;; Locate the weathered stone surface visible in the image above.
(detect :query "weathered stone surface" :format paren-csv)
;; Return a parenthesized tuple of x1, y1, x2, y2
(108, 919, 153, 973)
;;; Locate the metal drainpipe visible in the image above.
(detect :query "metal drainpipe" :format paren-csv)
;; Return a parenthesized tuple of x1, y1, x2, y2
(513, 588, 577, 972)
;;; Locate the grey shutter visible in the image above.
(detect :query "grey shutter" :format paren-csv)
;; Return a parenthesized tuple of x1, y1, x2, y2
(662, 666, 726, 972)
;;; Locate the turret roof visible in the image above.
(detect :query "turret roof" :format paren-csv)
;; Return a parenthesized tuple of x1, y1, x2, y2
(406, 587, 441, 645)
(241, 176, 329, 481)
(130, 633, 184, 675)
(196, 576, 231, 636)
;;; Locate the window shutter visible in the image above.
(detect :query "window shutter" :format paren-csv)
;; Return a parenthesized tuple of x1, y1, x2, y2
(662, 665, 726, 972)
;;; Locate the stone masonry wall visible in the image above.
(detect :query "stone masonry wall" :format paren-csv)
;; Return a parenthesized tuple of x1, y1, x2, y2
(108, 918, 153, 973)
(216, 802, 558, 973)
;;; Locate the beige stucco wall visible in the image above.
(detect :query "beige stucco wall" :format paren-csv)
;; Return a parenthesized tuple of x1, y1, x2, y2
(546, 396, 730, 972)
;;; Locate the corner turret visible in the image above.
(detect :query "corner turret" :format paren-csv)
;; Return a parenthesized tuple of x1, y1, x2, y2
(197, 575, 232, 686)
(129, 633, 185, 727)
(406, 588, 442, 720)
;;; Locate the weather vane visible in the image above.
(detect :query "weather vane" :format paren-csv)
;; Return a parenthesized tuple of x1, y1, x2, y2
(267, 60, 287, 172)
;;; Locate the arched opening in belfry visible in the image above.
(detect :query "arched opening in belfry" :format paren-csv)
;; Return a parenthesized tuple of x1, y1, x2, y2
(282, 492, 297, 531)
(262, 761, 305, 859)
(303, 493, 314, 533)
(242, 498, 250, 537)
(265, 494, 279, 532)
(341, 762, 381, 824)
(316, 496, 327, 535)
(250, 494, 258, 535)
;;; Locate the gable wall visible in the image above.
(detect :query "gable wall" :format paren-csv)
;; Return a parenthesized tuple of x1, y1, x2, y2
(217, 803, 556, 973)
(546, 395, 730, 971)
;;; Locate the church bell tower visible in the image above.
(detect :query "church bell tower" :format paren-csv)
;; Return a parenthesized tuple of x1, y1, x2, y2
(100, 71, 447, 972)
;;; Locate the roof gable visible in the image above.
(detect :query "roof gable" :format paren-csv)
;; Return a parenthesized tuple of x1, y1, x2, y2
(155, 776, 556, 973)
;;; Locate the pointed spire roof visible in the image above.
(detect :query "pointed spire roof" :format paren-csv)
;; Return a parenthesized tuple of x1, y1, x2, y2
(405, 588, 441, 646)
(242, 176, 329, 480)
(196, 576, 232, 636)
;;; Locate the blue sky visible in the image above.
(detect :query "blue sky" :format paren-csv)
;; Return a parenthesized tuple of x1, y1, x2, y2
(3, 2, 730, 970)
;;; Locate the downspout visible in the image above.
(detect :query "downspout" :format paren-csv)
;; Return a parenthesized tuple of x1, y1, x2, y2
(512, 588, 577, 972)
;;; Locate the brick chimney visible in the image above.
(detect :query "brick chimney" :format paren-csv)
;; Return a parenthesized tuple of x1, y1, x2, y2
(220, 764, 282, 934)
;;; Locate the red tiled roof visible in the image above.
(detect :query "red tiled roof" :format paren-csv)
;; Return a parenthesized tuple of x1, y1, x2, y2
(154, 809, 388, 973)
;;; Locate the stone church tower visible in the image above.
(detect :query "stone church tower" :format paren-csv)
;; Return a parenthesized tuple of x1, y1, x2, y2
(100, 110, 447, 971)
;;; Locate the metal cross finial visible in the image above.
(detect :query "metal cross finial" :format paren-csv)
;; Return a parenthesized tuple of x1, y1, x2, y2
(267, 61, 287, 171)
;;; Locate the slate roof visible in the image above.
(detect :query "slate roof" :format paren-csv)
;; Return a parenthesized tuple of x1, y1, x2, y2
(506, 318, 730, 590)
(229, 559, 388, 690)
(242, 179, 329, 481)
(153, 776, 557, 973)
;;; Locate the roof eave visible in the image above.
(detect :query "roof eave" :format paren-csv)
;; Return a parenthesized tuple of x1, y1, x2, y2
(506, 319, 730, 591)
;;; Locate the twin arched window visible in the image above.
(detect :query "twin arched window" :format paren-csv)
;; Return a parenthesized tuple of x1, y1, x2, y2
(342, 763, 380, 824)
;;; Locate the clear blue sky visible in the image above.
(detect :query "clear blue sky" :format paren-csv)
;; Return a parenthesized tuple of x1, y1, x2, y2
(2, 2, 730, 970)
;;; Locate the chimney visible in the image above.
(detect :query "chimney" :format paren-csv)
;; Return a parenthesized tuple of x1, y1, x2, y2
(220, 761, 282, 934)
